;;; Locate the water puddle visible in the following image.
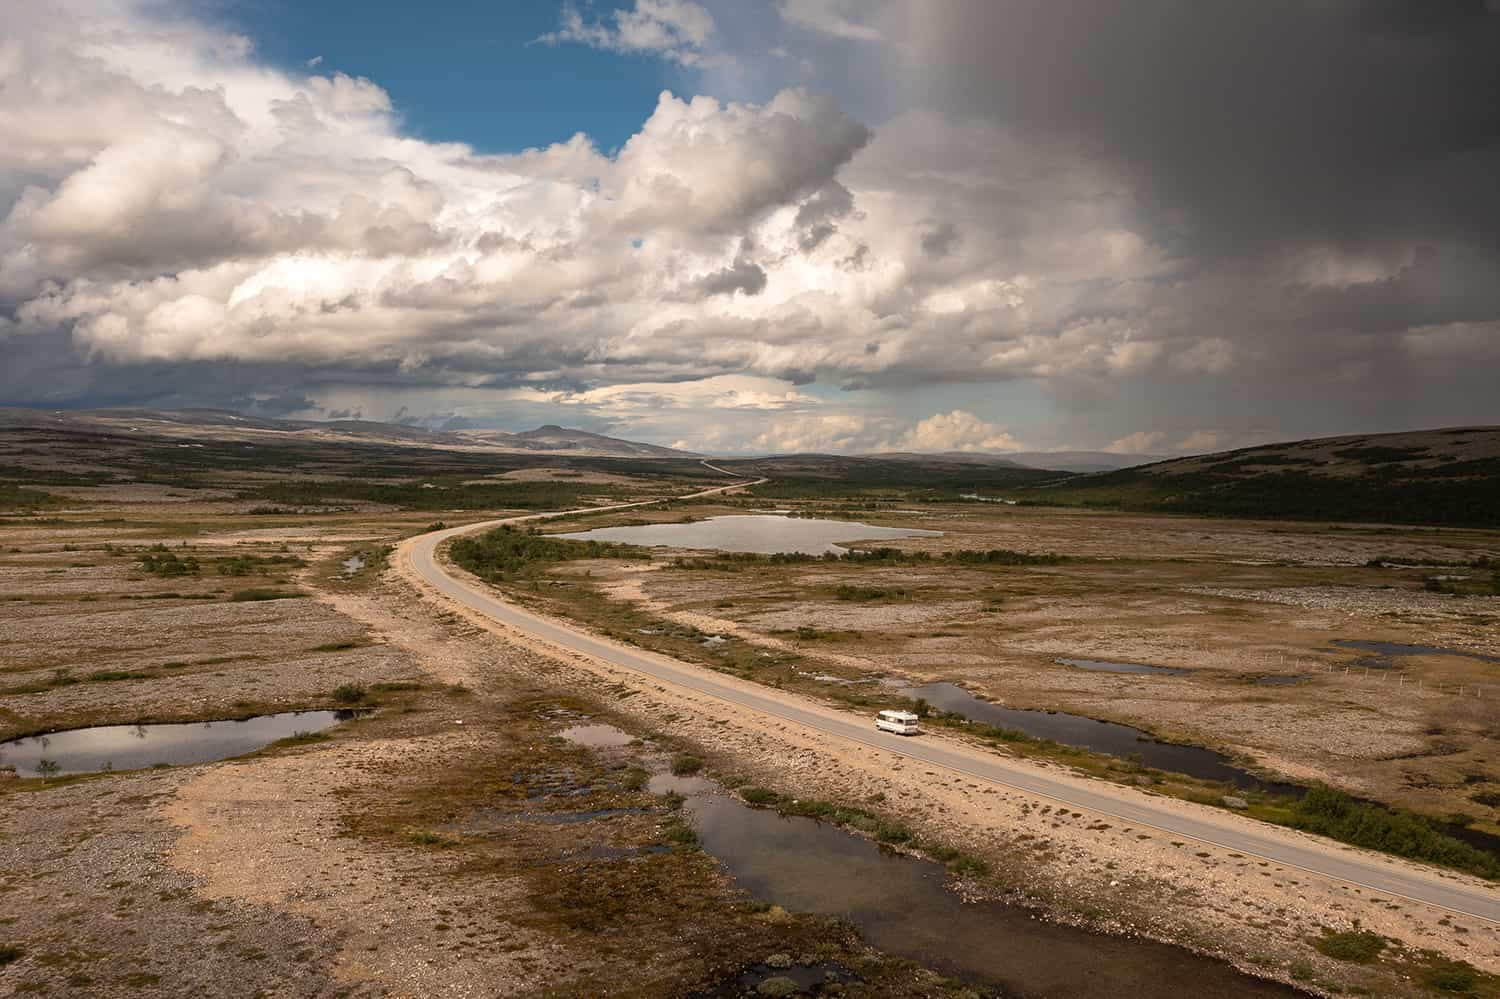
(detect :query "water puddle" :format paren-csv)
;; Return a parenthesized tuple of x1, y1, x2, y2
(558, 723, 636, 748)
(682, 789, 1298, 998)
(903, 682, 1301, 795)
(1057, 657, 1189, 677)
(1331, 639, 1500, 668)
(648, 773, 717, 796)
(555, 514, 941, 556)
(0, 711, 351, 777)
(340, 553, 366, 577)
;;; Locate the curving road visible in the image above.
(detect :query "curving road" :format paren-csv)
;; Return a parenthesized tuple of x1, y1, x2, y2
(403, 492, 1500, 925)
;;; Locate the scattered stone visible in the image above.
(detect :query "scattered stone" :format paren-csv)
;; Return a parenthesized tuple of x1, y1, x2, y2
(764, 953, 793, 969)
(756, 977, 799, 997)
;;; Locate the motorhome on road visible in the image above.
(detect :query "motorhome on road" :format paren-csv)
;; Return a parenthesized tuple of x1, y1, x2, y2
(875, 710, 922, 735)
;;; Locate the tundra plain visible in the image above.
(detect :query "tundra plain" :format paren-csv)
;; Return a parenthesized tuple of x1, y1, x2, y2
(2, 424, 1498, 998)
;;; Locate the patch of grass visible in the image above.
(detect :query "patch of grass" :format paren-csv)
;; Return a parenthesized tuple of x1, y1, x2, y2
(661, 818, 699, 847)
(1423, 959, 1484, 995)
(216, 553, 304, 576)
(312, 641, 361, 652)
(228, 587, 303, 602)
(670, 754, 703, 776)
(272, 731, 333, 748)
(407, 830, 455, 847)
(621, 767, 649, 791)
(0, 484, 62, 512)
(372, 680, 424, 694)
(1314, 930, 1386, 963)
(0, 944, 22, 966)
(740, 786, 780, 806)
(835, 584, 908, 601)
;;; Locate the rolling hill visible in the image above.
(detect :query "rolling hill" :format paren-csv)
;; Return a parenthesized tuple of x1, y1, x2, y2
(1015, 427, 1500, 527)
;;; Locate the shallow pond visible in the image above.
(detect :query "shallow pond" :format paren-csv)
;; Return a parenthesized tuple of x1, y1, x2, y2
(1056, 657, 1189, 677)
(0, 711, 351, 777)
(684, 790, 1298, 998)
(903, 682, 1302, 795)
(1332, 639, 1500, 667)
(558, 723, 636, 748)
(554, 514, 941, 556)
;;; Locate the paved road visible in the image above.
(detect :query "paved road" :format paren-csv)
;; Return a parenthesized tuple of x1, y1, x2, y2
(405, 498, 1500, 925)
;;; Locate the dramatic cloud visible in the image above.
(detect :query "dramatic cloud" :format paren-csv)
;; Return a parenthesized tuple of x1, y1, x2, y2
(537, 0, 718, 66)
(2, 0, 1499, 454)
(885, 410, 1020, 453)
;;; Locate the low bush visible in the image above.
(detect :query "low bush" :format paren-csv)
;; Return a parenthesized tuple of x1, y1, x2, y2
(1425, 960, 1482, 995)
(449, 526, 642, 582)
(137, 547, 200, 576)
(670, 754, 703, 776)
(332, 684, 367, 705)
(1284, 786, 1500, 880)
(1314, 930, 1385, 963)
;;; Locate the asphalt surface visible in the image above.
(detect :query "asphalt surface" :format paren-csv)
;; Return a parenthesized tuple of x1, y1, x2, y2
(405, 494, 1500, 925)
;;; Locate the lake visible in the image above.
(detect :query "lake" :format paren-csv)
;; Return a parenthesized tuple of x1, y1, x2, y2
(555, 514, 941, 555)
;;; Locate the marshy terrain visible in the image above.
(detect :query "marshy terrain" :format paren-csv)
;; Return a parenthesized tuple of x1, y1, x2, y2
(3, 421, 1499, 997)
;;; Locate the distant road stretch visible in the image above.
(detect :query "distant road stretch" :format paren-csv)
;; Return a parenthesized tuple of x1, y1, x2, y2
(404, 486, 1500, 925)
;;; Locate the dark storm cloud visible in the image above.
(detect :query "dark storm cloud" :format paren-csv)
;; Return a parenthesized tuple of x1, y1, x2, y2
(694, 257, 769, 297)
(902, 0, 1500, 257)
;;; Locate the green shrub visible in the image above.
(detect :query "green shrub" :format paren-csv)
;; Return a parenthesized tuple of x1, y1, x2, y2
(670, 754, 703, 776)
(448, 525, 642, 582)
(137, 549, 200, 576)
(1284, 786, 1500, 880)
(1314, 930, 1385, 963)
(1425, 960, 1481, 995)
(662, 820, 698, 847)
(947, 854, 990, 877)
(740, 787, 780, 806)
(332, 684, 367, 705)
(621, 767, 649, 791)
(0, 944, 22, 967)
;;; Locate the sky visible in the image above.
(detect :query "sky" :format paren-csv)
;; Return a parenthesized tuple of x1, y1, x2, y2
(2, 1, 1499, 456)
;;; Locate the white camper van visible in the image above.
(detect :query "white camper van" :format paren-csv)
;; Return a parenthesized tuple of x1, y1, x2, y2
(875, 709, 922, 736)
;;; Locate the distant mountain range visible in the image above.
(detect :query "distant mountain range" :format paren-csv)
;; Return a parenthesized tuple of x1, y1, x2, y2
(0, 407, 699, 460)
(0, 406, 1162, 470)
